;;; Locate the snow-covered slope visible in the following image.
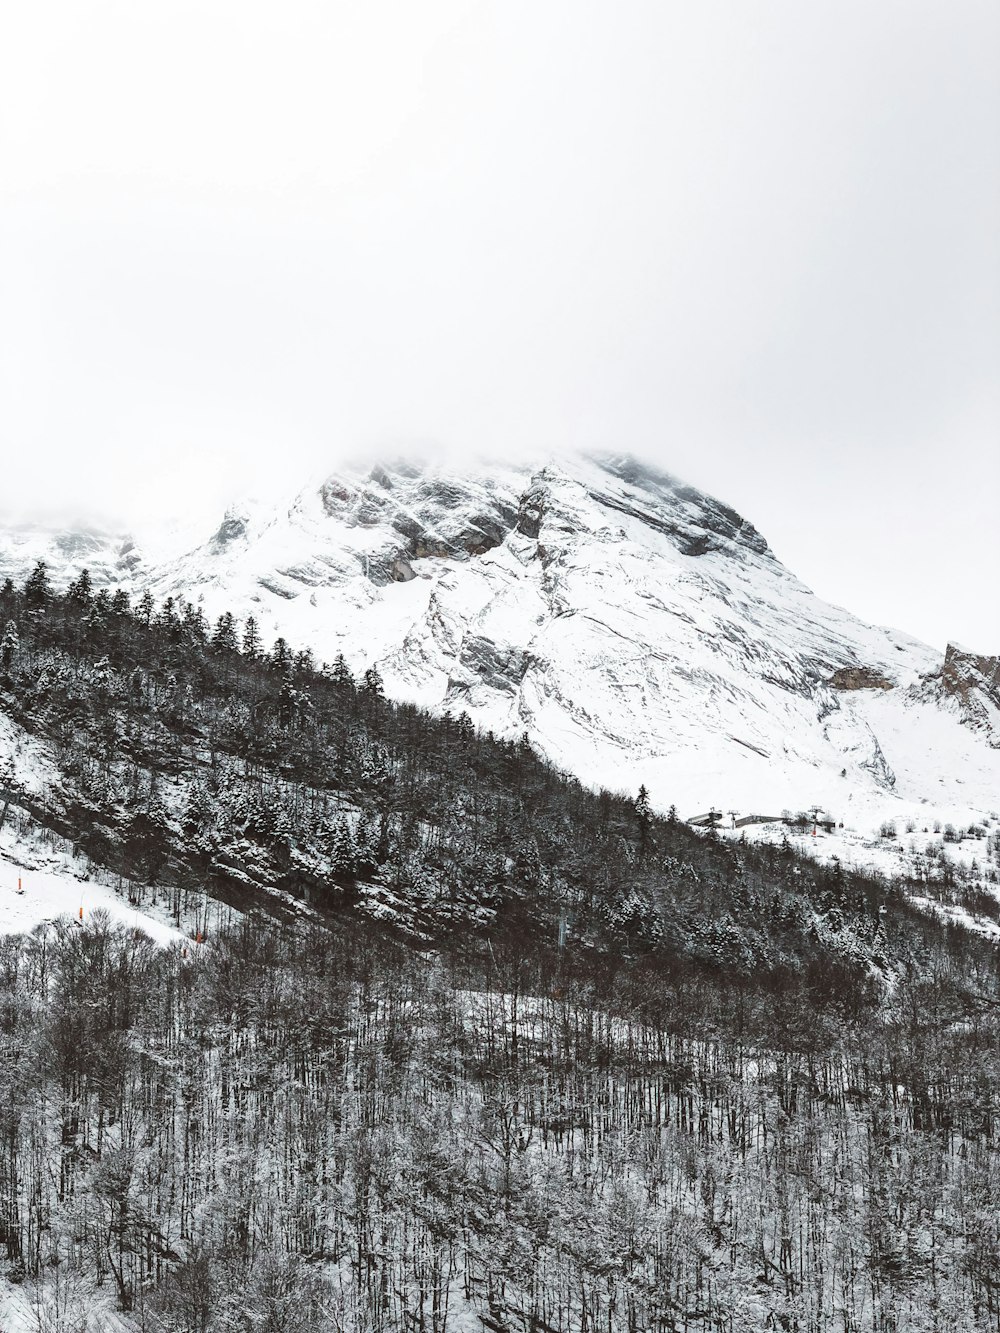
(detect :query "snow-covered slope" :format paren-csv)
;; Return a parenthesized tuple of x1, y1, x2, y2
(4, 454, 998, 833)
(0, 514, 209, 592)
(0, 520, 142, 589)
(0, 709, 215, 945)
(0, 848, 187, 945)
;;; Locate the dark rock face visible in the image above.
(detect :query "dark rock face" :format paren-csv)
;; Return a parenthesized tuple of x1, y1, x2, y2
(588, 456, 772, 559)
(829, 666, 895, 691)
(912, 644, 1000, 746)
(321, 465, 524, 584)
(318, 454, 774, 585)
(53, 531, 107, 558)
(454, 635, 530, 695)
(861, 733, 897, 788)
(939, 645, 1000, 722)
(941, 644, 1000, 690)
(516, 483, 547, 539)
(211, 512, 250, 549)
(0, 524, 140, 590)
(117, 539, 143, 574)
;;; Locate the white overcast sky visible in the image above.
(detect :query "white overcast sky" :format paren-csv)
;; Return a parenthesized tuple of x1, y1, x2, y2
(1, 1, 998, 650)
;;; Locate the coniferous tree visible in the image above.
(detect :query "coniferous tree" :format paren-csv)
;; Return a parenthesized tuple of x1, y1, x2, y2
(242, 614, 261, 659)
(211, 611, 239, 654)
(278, 673, 305, 728)
(0, 619, 18, 672)
(272, 636, 292, 672)
(23, 560, 50, 613)
(331, 819, 357, 884)
(363, 664, 385, 700)
(635, 784, 653, 859)
(67, 568, 93, 609)
(159, 596, 178, 625)
(330, 653, 354, 689)
(182, 601, 209, 645)
(294, 646, 315, 677)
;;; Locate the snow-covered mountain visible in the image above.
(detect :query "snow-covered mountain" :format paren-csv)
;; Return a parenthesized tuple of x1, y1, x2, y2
(0, 519, 142, 588)
(4, 455, 998, 831)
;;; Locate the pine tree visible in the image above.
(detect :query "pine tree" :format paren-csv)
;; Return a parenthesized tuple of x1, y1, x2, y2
(0, 620, 18, 672)
(137, 591, 154, 626)
(330, 820, 357, 884)
(85, 597, 108, 638)
(23, 560, 50, 613)
(354, 810, 377, 877)
(67, 568, 93, 609)
(211, 612, 239, 654)
(329, 653, 354, 689)
(156, 597, 181, 638)
(242, 615, 261, 659)
(278, 674, 298, 727)
(183, 602, 209, 645)
(130, 667, 145, 702)
(363, 664, 385, 700)
(110, 588, 131, 617)
(635, 784, 653, 859)
(272, 637, 292, 672)
(294, 647, 315, 677)
(635, 784, 652, 824)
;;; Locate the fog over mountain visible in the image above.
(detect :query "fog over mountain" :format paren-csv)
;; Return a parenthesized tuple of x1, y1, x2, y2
(1, 3, 998, 1327)
(2, 1, 998, 648)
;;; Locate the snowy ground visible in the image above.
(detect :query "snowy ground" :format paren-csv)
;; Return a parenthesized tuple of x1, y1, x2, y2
(0, 842, 190, 945)
(0, 1278, 136, 1333)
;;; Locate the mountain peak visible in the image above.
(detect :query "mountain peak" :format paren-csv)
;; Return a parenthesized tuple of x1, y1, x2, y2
(309, 452, 773, 580)
(2, 452, 996, 831)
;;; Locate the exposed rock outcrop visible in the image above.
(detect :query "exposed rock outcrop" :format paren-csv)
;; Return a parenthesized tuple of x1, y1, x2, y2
(829, 666, 895, 691)
(910, 644, 1000, 746)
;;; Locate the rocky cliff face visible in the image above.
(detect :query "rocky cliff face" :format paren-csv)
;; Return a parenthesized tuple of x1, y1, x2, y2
(910, 644, 1000, 747)
(2, 454, 997, 827)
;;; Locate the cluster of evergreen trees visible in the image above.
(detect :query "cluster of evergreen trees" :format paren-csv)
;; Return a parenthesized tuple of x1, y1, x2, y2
(0, 562, 933, 993)
(1, 562, 1000, 1329)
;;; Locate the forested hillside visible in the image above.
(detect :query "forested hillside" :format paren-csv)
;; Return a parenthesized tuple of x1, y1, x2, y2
(1, 565, 1000, 1331)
